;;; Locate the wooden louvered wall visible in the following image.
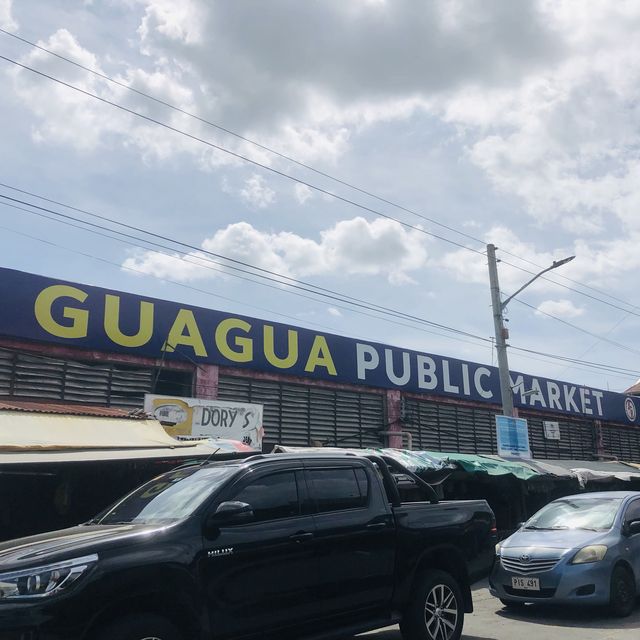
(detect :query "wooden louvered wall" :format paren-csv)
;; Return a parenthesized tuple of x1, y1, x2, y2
(0, 347, 154, 409)
(218, 375, 385, 450)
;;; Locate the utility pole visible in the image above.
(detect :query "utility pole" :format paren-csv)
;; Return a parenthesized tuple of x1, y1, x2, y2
(487, 244, 575, 418)
(487, 244, 514, 417)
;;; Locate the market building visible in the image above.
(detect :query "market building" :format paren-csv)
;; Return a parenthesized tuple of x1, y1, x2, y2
(1, 266, 639, 462)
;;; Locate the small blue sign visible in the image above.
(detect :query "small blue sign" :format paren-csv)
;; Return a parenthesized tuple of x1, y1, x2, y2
(496, 416, 531, 459)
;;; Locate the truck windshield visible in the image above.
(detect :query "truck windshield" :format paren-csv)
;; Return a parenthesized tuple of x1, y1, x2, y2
(524, 497, 622, 531)
(96, 465, 237, 525)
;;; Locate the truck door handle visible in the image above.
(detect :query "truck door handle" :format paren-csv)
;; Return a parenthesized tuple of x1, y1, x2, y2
(367, 522, 386, 530)
(289, 532, 314, 543)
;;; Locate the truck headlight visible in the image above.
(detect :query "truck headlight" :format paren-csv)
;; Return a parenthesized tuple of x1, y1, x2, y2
(0, 554, 97, 600)
(571, 545, 607, 564)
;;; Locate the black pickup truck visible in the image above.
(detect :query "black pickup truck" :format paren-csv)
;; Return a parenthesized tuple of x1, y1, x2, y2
(0, 453, 495, 640)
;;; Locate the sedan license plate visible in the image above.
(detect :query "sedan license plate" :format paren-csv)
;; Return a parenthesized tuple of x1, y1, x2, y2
(512, 576, 539, 591)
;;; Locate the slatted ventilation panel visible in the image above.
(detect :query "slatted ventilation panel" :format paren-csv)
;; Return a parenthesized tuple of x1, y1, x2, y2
(0, 348, 154, 409)
(217, 375, 384, 450)
(601, 425, 640, 463)
(521, 413, 595, 459)
(400, 399, 497, 454)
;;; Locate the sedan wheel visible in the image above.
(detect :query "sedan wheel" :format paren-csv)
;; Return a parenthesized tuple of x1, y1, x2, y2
(610, 566, 636, 617)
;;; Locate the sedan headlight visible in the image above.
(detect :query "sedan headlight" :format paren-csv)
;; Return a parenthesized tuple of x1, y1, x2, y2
(571, 545, 608, 564)
(0, 554, 97, 600)
(495, 542, 502, 555)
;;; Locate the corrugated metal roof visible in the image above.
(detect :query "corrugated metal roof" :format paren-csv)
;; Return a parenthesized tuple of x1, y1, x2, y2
(0, 400, 147, 420)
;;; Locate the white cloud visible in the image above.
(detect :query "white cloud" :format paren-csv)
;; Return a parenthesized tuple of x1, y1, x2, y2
(239, 174, 276, 209)
(535, 299, 585, 318)
(137, 0, 206, 46)
(438, 2, 640, 236)
(124, 216, 429, 284)
(9, 1, 564, 166)
(327, 307, 342, 317)
(0, 0, 17, 32)
(294, 183, 313, 204)
(439, 226, 576, 293)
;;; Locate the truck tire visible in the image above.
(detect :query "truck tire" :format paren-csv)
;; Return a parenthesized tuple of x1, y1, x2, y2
(610, 565, 636, 617)
(94, 613, 183, 640)
(400, 569, 464, 640)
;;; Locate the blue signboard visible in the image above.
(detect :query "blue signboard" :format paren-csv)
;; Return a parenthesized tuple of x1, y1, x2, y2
(0, 267, 638, 426)
(496, 416, 531, 459)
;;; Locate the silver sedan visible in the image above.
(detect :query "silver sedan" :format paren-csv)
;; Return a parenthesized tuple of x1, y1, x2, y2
(489, 491, 640, 616)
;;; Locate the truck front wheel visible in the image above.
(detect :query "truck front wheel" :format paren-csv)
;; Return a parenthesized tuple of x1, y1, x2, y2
(94, 613, 183, 640)
(400, 570, 464, 640)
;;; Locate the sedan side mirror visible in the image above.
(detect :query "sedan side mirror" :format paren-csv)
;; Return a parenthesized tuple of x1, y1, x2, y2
(625, 519, 640, 536)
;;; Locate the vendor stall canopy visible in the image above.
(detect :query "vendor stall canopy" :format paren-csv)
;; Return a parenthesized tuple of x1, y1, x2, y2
(273, 445, 640, 485)
(0, 402, 221, 464)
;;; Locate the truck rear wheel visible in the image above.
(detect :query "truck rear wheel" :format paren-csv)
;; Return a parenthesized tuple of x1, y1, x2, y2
(400, 569, 464, 640)
(94, 613, 183, 640)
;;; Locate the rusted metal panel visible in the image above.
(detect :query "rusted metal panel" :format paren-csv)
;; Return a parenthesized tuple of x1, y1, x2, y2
(0, 399, 145, 419)
(0, 338, 193, 371)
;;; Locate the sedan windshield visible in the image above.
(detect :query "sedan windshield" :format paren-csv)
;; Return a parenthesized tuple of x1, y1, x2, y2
(524, 497, 622, 531)
(96, 465, 237, 525)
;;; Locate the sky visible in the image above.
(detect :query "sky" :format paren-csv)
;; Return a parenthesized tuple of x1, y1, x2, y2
(0, 0, 639, 393)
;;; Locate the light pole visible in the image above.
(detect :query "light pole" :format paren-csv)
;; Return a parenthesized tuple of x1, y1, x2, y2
(487, 244, 575, 417)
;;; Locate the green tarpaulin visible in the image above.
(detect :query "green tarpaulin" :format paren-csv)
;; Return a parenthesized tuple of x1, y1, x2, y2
(424, 451, 540, 481)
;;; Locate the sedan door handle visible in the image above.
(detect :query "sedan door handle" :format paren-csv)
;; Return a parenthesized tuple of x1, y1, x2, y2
(289, 532, 314, 543)
(367, 522, 387, 530)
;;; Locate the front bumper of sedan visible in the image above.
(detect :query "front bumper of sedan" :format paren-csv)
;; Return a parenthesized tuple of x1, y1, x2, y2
(489, 553, 613, 605)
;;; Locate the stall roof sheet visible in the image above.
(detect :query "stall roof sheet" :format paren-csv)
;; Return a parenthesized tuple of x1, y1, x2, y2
(0, 400, 146, 419)
(424, 451, 539, 480)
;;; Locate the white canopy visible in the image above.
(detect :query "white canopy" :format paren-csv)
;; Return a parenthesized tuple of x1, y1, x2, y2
(0, 410, 216, 464)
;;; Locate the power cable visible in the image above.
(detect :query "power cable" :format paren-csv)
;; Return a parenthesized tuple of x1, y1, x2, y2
(3, 51, 638, 324)
(0, 53, 484, 257)
(2, 220, 637, 387)
(0, 201, 495, 348)
(2, 27, 636, 314)
(513, 298, 640, 358)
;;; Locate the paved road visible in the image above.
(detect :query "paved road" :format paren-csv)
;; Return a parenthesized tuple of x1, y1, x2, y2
(359, 580, 640, 640)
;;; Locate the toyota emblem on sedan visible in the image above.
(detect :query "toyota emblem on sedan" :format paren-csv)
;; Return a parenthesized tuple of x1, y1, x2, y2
(520, 554, 531, 563)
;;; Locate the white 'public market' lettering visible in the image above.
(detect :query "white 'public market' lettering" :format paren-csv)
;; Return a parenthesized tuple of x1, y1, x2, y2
(355, 342, 605, 417)
(356, 343, 493, 400)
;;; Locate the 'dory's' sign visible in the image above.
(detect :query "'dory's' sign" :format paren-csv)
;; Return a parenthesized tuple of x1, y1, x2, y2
(0, 267, 637, 426)
(144, 395, 264, 450)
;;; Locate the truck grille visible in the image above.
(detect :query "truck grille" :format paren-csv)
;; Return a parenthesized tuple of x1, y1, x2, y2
(501, 556, 560, 574)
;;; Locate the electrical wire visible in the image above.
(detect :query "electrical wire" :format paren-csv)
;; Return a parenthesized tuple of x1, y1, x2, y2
(513, 298, 640, 358)
(0, 193, 490, 344)
(2, 220, 637, 387)
(2, 187, 638, 384)
(0, 53, 485, 257)
(2, 27, 637, 314)
(0, 201, 495, 348)
(4, 51, 639, 327)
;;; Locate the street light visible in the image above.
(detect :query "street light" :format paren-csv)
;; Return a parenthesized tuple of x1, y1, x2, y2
(486, 244, 575, 417)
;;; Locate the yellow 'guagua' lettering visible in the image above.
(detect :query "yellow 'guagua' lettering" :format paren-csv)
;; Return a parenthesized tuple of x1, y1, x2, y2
(215, 318, 253, 362)
(304, 336, 337, 375)
(104, 294, 154, 347)
(34, 285, 89, 339)
(164, 309, 207, 357)
(264, 326, 298, 368)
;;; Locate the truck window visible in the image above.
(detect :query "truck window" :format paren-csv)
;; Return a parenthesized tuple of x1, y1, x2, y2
(232, 471, 300, 522)
(307, 467, 367, 513)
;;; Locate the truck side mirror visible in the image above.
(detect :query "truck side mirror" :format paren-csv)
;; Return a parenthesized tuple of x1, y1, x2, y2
(205, 501, 254, 536)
